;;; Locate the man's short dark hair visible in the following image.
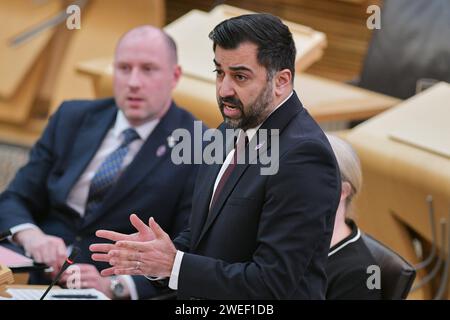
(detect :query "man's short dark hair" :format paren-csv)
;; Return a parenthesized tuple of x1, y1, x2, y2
(209, 13, 296, 82)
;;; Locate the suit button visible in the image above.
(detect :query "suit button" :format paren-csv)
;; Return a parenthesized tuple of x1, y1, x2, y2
(75, 236, 82, 242)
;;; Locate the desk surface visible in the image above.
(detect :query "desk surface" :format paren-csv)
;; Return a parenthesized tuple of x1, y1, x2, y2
(348, 82, 450, 192)
(387, 85, 450, 159)
(346, 82, 450, 269)
(295, 73, 400, 121)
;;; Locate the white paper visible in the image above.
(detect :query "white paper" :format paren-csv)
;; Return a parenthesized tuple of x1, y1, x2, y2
(0, 288, 110, 300)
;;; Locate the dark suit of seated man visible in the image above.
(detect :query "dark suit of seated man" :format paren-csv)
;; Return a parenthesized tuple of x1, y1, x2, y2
(0, 26, 202, 299)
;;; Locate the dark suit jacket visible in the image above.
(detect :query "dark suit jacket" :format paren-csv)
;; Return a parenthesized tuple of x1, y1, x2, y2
(173, 91, 341, 299)
(0, 98, 200, 298)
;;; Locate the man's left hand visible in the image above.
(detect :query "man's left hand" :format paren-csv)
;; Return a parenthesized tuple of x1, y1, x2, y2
(92, 217, 177, 278)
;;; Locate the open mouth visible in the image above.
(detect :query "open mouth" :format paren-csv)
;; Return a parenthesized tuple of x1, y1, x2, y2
(222, 101, 240, 110)
(222, 103, 242, 118)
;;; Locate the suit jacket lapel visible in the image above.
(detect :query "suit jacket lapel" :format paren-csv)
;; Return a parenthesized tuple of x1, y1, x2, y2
(194, 158, 250, 249)
(59, 105, 117, 204)
(193, 91, 303, 249)
(190, 124, 232, 248)
(189, 162, 221, 247)
(82, 103, 182, 228)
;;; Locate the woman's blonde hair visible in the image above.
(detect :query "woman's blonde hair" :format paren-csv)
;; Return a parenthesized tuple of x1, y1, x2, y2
(326, 134, 362, 214)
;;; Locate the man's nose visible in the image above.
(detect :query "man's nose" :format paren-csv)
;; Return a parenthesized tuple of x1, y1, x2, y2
(218, 75, 235, 98)
(127, 69, 142, 89)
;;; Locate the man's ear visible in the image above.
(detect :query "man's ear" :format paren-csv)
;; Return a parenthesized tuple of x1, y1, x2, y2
(340, 181, 352, 202)
(172, 65, 182, 88)
(274, 69, 292, 96)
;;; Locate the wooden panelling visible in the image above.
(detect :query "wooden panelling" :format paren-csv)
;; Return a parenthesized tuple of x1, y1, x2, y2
(167, 0, 382, 81)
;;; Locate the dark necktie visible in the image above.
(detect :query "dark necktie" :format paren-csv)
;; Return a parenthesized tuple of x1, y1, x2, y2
(210, 133, 248, 210)
(85, 128, 140, 215)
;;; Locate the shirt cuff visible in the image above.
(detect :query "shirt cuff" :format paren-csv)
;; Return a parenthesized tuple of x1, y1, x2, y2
(119, 275, 138, 300)
(145, 275, 165, 281)
(168, 250, 184, 290)
(9, 223, 40, 244)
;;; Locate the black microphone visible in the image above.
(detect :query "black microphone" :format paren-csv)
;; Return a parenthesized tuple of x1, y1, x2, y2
(40, 246, 80, 300)
(0, 229, 12, 241)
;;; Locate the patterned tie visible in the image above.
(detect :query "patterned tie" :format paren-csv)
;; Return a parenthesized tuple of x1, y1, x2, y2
(85, 128, 140, 215)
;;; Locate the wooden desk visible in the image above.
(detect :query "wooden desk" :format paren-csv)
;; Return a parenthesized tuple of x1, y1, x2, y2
(164, 5, 327, 80)
(0, 0, 61, 99)
(7, 285, 50, 289)
(11, 273, 30, 285)
(0, 119, 46, 147)
(346, 82, 450, 297)
(296, 73, 400, 122)
(77, 57, 400, 128)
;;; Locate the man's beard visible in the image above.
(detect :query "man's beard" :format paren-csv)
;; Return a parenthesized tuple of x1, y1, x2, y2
(217, 81, 274, 131)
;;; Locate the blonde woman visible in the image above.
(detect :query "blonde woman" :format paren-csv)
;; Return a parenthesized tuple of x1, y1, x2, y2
(326, 134, 382, 299)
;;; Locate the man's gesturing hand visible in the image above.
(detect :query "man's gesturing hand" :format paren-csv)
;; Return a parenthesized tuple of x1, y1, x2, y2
(90, 215, 176, 278)
(90, 213, 155, 267)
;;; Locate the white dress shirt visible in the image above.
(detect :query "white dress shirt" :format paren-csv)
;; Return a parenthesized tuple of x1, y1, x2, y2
(66, 111, 159, 215)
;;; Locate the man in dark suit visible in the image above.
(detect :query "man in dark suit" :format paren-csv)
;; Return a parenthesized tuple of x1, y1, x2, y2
(91, 14, 341, 299)
(0, 26, 200, 299)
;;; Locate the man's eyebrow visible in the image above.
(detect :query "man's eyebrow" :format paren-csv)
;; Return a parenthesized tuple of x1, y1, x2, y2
(213, 59, 253, 73)
(229, 65, 253, 73)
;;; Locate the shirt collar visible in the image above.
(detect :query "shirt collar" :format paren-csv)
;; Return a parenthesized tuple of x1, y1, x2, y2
(112, 110, 160, 141)
(244, 91, 293, 142)
(328, 219, 361, 257)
